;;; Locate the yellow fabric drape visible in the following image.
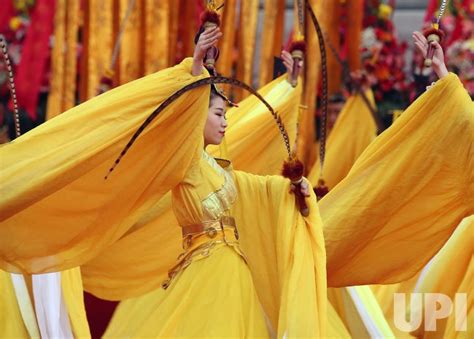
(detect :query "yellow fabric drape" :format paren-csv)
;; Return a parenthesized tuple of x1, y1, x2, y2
(46, 0, 80, 119)
(273, 0, 285, 56)
(168, 0, 180, 65)
(61, 268, 91, 338)
(218, 0, 237, 71)
(83, 0, 113, 100)
(0, 271, 32, 338)
(370, 277, 419, 338)
(0, 269, 90, 338)
(325, 2, 342, 95)
(143, 0, 169, 74)
(320, 73, 474, 286)
(118, 0, 144, 84)
(0, 58, 210, 274)
(46, 1, 66, 119)
(233, 172, 327, 337)
(411, 216, 473, 339)
(342, 286, 394, 337)
(235, 0, 258, 101)
(63, 0, 80, 111)
(298, 0, 326, 169)
(346, 0, 363, 71)
(327, 300, 351, 337)
(444, 261, 473, 339)
(180, 0, 199, 61)
(308, 90, 377, 188)
(258, 0, 279, 88)
(81, 75, 302, 299)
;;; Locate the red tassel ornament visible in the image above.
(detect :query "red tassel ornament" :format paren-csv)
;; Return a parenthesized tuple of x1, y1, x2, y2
(282, 157, 309, 217)
(200, 10, 221, 27)
(314, 179, 329, 201)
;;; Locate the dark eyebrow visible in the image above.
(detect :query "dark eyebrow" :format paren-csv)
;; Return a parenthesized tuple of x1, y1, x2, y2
(215, 107, 225, 112)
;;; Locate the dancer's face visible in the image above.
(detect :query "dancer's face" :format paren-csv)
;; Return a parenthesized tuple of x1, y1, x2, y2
(204, 96, 227, 146)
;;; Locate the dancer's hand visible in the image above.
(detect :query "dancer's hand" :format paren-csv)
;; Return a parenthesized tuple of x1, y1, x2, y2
(281, 50, 303, 83)
(290, 178, 311, 198)
(412, 31, 448, 79)
(192, 26, 222, 76)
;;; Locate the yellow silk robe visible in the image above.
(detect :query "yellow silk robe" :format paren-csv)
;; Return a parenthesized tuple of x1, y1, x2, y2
(320, 73, 473, 287)
(0, 59, 326, 337)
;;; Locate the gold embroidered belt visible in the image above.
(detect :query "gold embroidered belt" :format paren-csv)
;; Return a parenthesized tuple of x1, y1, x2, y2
(181, 216, 238, 249)
(162, 216, 242, 289)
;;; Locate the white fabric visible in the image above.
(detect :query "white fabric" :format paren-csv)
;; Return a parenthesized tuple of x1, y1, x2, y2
(32, 272, 73, 338)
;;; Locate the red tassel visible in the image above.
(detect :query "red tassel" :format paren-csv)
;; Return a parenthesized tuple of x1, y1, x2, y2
(282, 157, 304, 182)
(289, 40, 306, 54)
(422, 27, 445, 41)
(314, 179, 329, 201)
(200, 10, 220, 26)
(282, 157, 309, 217)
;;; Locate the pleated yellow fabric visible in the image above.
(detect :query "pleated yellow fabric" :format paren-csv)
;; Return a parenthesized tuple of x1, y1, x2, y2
(272, 0, 286, 63)
(370, 277, 419, 338)
(308, 90, 377, 188)
(328, 286, 394, 338)
(63, 0, 80, 111)
(168, 0, 180, 65)
(258, 0, 279, 88)
(320, 73, 474, 286)
(297, 0, 326, 168)
(118, 0, 143, 84)
(46, 0, 81, 120)
(217, 0, 237, 80)
(81, 74, 302, 299)
(143, 0, 170, 74)
(61, 268, 91, 338)
(235, 0, 258, 100)
(0, 271, 31, 337)
(444, 262, 473, 339)
(45, 0, 66, 120)
(0, 58, 210, 274)
(83, 0, 113, 100)
(410, 215, 473, 338)
(105, 246, 269, 337)
(327, 300, 351, 338)
(233, 172, 327, 337)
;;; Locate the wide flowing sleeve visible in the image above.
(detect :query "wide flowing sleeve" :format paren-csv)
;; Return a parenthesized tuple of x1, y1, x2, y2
(410, 215, 473, 338)
(0, 58, 210, 274)
(308, 90, 377, 189)
(208, 75, 302, 175)
(320, 73, 473, 286)
(81, 76, 302, 300)
(232, 171, 327, 337)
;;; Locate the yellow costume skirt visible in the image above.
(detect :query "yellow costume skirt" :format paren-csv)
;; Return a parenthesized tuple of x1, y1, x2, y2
(104, 245, 269, 337)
